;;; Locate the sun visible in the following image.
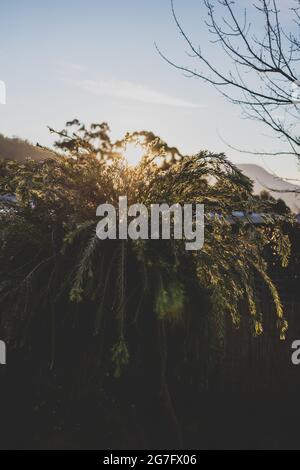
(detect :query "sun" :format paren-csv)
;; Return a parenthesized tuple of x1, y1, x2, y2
(124, 143, 145, 166)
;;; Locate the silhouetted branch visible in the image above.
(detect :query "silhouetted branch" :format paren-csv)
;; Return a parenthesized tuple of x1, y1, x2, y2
(161, 0, 300, 166)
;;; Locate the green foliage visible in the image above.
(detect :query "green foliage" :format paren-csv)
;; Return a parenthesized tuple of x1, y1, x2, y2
(155, 279, 185, 322)
(112, 340, 130, 379)
(0, 120, 293, 382)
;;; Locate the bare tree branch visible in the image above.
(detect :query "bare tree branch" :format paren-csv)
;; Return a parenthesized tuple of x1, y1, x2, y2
(160, 0, 300, 173)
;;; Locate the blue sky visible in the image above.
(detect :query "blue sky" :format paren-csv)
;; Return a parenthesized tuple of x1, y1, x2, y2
(0, 0, 299, 178)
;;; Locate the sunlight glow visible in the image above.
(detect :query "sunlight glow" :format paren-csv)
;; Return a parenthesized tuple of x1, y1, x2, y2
(124, 143, 145, 166)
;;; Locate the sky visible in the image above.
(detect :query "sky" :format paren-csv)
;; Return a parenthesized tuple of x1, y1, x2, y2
(0, 0, 299, 178)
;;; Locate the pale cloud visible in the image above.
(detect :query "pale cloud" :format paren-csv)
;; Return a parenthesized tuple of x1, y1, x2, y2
(57, 60, 88, 73)
(78, 78, 203, 108)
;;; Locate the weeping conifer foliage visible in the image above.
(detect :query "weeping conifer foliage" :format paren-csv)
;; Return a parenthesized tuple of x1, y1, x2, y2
(0, 121, 293, 446)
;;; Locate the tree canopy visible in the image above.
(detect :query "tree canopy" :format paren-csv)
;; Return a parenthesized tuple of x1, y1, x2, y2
(0, 120, 296, 447)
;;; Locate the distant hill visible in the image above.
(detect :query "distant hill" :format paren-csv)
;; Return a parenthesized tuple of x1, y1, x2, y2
(237, 164, 300, 213)
(0, 134, 54, 162)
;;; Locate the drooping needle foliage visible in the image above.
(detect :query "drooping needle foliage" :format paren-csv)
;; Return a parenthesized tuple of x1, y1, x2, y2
(0, 121, 291, 384)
